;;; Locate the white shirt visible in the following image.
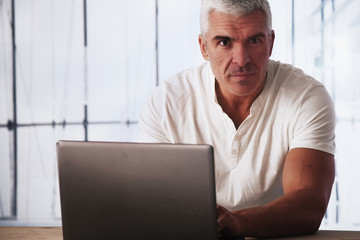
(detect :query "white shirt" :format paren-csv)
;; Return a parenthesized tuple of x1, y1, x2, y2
(138, 60, 335, 211)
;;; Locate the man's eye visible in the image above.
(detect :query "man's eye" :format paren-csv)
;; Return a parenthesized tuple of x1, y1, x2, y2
(249, 38, 261, 44)
(219, 40, 230, 46)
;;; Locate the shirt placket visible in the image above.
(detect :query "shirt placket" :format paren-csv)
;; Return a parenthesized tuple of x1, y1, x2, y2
(228, 112, 254, 169)
(229, 132, 241, 169)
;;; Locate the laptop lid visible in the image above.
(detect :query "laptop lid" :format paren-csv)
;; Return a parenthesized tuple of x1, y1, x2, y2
(57, 141, 218, 240)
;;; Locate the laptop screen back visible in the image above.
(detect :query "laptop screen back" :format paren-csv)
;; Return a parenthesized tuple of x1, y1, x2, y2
(57, 141, 218, 240)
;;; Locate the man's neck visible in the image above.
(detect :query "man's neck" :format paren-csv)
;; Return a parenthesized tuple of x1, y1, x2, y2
(215, 80, 265, 129)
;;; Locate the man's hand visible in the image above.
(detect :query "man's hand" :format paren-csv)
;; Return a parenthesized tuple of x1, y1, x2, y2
(217, 205, 243, 237)
(217, 205, 229, 234)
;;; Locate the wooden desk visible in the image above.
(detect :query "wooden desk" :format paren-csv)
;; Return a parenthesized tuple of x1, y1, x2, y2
(0, 226, 359, 239)
(0, 227, 62, 240)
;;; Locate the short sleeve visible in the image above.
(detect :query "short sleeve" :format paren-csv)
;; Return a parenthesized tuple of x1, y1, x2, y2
(289, 86, 336, 155)
(137, 86, 171, 143)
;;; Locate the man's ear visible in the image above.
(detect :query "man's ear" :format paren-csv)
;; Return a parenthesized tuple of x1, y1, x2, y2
(199, 34, 210, 61)
(268, 30, 275, 57)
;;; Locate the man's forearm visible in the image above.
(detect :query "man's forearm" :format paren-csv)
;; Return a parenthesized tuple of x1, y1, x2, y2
(218, 188, 328, 238)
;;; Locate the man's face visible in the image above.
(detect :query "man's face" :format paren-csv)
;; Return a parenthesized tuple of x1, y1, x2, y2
(199, 10, 275, 98)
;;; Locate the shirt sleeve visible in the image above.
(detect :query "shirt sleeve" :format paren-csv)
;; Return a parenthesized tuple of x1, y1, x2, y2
(137, 86, 171, 143)
(289, 85, 336, 155)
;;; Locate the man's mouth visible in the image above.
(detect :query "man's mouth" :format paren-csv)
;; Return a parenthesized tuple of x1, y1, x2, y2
(229, 72, 255, 79)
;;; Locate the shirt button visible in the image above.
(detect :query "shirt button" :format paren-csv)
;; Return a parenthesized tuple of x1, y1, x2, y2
(232, 149, 237, 155)
(234, 135, 240, 141)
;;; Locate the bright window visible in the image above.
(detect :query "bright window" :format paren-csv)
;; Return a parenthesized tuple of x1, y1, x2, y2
(0, 0, 359, 230)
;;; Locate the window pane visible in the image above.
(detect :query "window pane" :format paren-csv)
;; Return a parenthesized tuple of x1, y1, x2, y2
(0, 129, 12, 218)
(158, 0, 204, 83)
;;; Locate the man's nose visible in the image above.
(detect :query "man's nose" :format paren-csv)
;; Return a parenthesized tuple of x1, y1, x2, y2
(232, 45, 250, 67)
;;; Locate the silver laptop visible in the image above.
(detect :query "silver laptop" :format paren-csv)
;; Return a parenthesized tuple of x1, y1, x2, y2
(57, 140, 221, 240)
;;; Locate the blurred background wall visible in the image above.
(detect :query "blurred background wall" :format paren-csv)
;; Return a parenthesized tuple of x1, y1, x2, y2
(0, 0, 359, 229)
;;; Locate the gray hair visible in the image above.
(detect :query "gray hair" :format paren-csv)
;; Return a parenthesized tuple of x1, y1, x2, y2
(200, 0, 272, 37)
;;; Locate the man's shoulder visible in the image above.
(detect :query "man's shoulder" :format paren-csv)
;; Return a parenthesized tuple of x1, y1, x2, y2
(270, 60, 323, 88)
(267, 60, 328, 104)
(265, 60, 333, 114)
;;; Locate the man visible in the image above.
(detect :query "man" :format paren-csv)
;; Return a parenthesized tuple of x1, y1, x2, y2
(138, 0, 335, 238)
